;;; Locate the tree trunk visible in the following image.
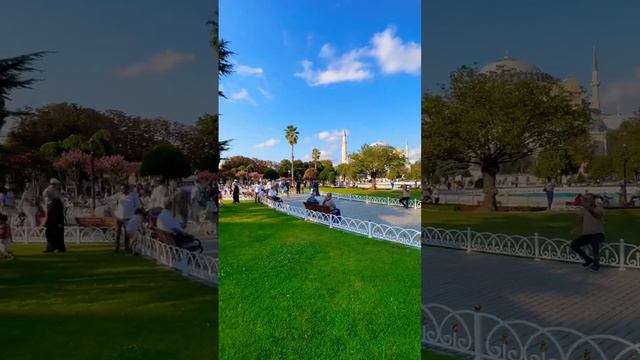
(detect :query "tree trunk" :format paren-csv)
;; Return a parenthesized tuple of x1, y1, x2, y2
(372, 175, 377, 190)
(290, 145, 294, 181)
(481, 162, 499, 211)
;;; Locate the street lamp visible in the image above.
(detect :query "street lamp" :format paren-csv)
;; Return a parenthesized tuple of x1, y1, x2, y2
(622, 144, 628, 206)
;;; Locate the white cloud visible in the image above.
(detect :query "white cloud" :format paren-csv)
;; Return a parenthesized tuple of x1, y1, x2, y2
(255, 138, 280, 148)
(319, 43, 336, 59)
(294, 49, 372, 86)
(229, 88, 256, 105)
(294, 25, 420, 86)
(369, 26, 420, 75)
(602, 66, 640, 115)
(319, 149, 334, 160)
(116, 50, 195, 78)
(317, 129, 345, 142)
(236, 64, 264, 77)
(257, 87, 274, 99)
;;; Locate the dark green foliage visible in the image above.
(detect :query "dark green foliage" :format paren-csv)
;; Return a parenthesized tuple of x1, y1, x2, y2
(141, 143, 191, 179)
(263, 168, 278, 180)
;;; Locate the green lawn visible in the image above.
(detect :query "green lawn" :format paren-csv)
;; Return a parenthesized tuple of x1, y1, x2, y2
(0, 244, 217, 360)
(423, 207, 640, 244)
(319, 186, 422, 199)
(219, 202, 421, 359)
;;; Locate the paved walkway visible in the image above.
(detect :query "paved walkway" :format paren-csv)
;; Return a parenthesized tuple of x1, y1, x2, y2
(282, 193, 421, 230)
(423, 246, 640, 341)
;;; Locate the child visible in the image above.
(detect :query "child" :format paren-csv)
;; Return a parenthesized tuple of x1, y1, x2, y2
(0, 213, 13, 259)
(126, 208, 146, 254)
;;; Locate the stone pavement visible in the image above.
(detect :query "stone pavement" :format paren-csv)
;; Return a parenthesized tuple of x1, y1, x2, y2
(423, 245, 640, 341)
(282, 193, 421, 230)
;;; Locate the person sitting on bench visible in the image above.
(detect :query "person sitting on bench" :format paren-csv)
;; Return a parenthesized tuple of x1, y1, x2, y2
(321, 193, 341, 216)
(156, 200, 198, 247)
(306, 193, 319, 205)
(268, 188, 282, 202)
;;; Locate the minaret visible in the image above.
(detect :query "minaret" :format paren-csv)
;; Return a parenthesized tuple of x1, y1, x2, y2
(341, 129, 348, 164)
(591, 47, 601, 112)
(405, 141, 410, 168)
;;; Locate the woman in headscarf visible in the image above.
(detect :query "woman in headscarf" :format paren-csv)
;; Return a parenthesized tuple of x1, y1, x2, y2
(44, 191, 65, 253)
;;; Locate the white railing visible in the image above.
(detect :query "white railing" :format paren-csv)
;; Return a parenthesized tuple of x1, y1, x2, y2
(423, 303, 640, 360)
(422, 226, 640, 270)
(260, 197, 420, 248)
(11, 225, 116, 244)
(332, 193, 422, 209)
(134, 234, 218, 285)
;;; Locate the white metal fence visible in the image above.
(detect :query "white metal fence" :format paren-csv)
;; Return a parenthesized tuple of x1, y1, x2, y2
(10, 219, 218, 285)
(422, 226, 640, 270)
(11, 225, 116, 244)
(332, 193, 421, 209)
(260, 197, 420, 248)
(423, 303, 640, 360)
(134, 234, 218, 285)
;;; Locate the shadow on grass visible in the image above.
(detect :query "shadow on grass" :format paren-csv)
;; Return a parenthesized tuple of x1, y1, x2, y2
(0, 244, 218, 360)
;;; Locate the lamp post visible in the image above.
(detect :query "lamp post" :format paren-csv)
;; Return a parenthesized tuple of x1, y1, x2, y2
(622, 144, 628, 206)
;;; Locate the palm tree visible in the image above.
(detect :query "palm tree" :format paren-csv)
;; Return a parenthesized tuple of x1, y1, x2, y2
(207, 14, 234, 98)
(311, 148, 321, 169)
(285, 125, 299, 180)
(0, 51, 49, 128)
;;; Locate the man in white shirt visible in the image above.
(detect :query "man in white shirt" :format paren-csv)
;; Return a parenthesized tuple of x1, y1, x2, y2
(268, 188, 282, 202)
(113, 184, 136, 253)
(570, 194, 605, 272)
(156, 199, 200, 249)
(149, 179, 167, 209)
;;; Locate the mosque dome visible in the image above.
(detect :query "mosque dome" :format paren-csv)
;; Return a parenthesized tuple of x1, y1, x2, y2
(479, 55, 554, 82)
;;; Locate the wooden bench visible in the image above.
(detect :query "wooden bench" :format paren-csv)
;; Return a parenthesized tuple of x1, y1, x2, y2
(76, 217, 116, 228)
(303, 202, 332, 214)
(156, 228, 203, 253)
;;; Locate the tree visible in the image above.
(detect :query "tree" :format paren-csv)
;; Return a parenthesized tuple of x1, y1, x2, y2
(407, 161, 422, 181)
(335, 163, 349, 181)
(140, 143, 191, 180)
(263, 168, 278, 180)
(303, 168, 317, 180)
(285, 125, 299, 180)
(349, 144, 405, 189)
(0, 51, 48, 128)
(424, 66, 591, 210)
(311, 148, 321, 169)
(191, 114, 229, 171)
(278, 159, 292, 177)
(530, 133, 595, 181)
(208, 14, 234, 97)
(318, 167, 336, 185)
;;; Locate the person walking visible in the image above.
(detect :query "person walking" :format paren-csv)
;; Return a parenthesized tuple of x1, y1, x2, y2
(20, 182, 39, 227)
(0, 212, 13, 259)
(113, 183, 136, 253)
(44, 192, 65, 253)
(543, 176, 555, 210)
(232, 180, 240, 204)
(570, 194, 605, 272)
(399, 185, 411, 208)
(295, 181, 301, 194)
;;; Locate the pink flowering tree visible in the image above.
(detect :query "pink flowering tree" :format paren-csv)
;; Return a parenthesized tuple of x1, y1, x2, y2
(54, 150, 91, 183)
(196, 170, 218, 183)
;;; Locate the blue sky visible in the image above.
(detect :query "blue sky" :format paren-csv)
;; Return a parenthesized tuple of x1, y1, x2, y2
(424, 0, 640, 123)
(219, 0, 421, 165)
(0, 0, 216, 132)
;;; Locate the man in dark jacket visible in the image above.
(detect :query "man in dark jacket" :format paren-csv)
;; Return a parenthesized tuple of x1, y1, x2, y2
(44, 194, 65, 253)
